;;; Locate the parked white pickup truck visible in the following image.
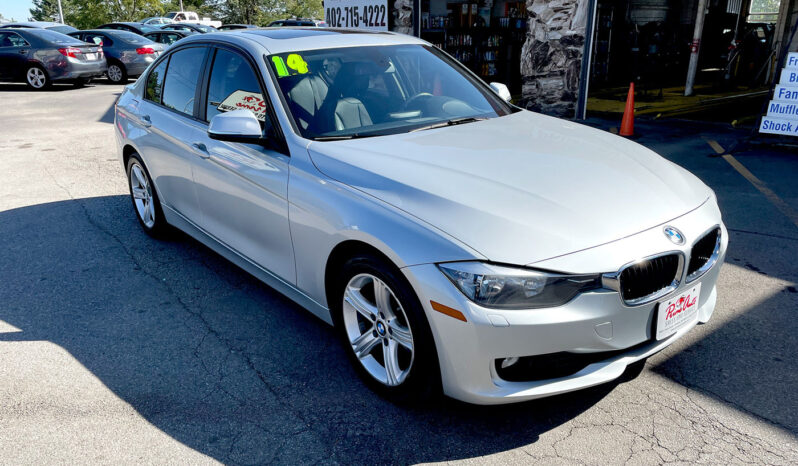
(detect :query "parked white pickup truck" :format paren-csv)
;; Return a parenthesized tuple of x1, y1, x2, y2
(165, 11, 222, 28)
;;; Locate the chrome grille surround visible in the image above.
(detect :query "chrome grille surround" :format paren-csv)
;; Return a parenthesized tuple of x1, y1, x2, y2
(686, 225, 722, 283)
(602, 251, 685, 306)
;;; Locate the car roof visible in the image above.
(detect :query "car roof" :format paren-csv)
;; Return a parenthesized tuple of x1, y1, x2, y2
(179, 28, 425, 54)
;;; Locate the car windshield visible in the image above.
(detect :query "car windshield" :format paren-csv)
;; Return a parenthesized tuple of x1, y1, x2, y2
(194, 24, 217, 32)
(107, 30, 152, 44)
(268, 44, 512, 140)
(27, 28, 84, 45)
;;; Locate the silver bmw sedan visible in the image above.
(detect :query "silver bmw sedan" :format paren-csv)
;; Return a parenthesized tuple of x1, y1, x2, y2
(114, 28, 727, 405)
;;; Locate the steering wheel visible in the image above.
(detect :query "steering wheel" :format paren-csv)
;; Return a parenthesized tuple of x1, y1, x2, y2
(403, 92, 433, 112)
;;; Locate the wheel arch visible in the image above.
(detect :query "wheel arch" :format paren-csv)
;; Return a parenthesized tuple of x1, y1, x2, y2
(324, 239, 399, 313)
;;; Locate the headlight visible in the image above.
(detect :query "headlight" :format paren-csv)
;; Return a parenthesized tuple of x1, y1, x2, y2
(438, 262, 601, 309)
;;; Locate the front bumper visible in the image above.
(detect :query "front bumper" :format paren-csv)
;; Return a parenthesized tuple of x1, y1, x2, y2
(402, 199, 727, 405)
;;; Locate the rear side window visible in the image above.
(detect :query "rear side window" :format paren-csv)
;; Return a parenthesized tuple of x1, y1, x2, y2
(161, 47, 206, 116)
(84, 33, 110, 46)
(145, 59, 168, 103)
(163, 33, 182, 45)
(206, 49, 267, 123)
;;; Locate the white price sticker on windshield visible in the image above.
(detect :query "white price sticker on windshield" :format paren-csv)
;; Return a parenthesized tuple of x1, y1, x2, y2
(325, 0, 388, 31)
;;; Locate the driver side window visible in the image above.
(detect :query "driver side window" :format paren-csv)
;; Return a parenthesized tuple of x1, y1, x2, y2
(205, 48, 269, 126)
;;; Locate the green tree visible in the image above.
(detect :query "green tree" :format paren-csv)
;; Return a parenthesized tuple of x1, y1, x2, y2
(30, 0, 64, 22)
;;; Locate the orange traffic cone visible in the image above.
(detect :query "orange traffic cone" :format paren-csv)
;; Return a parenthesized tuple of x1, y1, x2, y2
(619, 82, 635, 137)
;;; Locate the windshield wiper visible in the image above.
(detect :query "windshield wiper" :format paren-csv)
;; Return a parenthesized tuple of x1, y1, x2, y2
(409, 117, 488, 133)
(312, 133, 382, 141)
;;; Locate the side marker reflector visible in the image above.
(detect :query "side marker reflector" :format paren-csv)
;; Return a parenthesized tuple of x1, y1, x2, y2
(430, 301, 467, 322)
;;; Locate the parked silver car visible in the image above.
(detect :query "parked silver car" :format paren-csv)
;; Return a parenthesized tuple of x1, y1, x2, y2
(0, 28, 105, 89)
(115, 29, 726, 405)
(69, 29, 164, 83)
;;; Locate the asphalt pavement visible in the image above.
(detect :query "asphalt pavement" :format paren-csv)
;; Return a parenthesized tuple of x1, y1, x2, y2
(0, 82, 796, 464)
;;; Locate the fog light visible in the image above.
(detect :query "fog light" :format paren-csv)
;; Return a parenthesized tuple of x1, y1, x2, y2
(501, 357, 519, 369)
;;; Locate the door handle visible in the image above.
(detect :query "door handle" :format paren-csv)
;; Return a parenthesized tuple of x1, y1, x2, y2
(140, 114, 151, 127)
(192, 142, 210, 159)
(19, 49, 28, 54)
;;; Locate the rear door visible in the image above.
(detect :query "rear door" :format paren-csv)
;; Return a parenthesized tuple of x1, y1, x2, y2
(191, 46, 295, 282)
(132, 45, 210, 223)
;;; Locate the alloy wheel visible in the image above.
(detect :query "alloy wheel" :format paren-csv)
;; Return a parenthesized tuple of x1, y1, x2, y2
(108, 65, 123, 83)
(129, 162, 155, 228)
(26, 68, 46, 88)
(342, 273, 415, 386)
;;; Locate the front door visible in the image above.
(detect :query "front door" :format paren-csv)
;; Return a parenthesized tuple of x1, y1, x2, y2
(191, 47, 295, 283)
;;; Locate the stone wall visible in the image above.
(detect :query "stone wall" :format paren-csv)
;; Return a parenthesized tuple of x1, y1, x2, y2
(519, 0, 589, 118)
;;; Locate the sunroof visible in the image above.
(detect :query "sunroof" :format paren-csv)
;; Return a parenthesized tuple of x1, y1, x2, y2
(242, 28, 383, 40)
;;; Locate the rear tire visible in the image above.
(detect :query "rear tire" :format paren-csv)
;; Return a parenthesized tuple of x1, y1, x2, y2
(107, 62, 128, 84)
(332, 253, 441, 404)
(126, 153, 169, 238)
(25, 65, 49, 90)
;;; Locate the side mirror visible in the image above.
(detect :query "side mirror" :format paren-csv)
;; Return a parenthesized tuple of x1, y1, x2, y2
(208, 109, 264, 144)
(489, 82, 512, 102)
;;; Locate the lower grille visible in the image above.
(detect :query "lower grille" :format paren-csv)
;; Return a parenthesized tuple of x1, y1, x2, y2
(618, 253, 682, 304)
(495, 340, 652, 382)
(687, 227, 721, 281)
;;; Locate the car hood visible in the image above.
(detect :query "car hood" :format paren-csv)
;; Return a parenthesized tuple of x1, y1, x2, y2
(307, 111, 711, 265)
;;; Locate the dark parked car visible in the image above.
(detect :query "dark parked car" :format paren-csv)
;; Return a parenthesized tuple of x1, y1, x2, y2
(0, 21, 78, 34)
(218, 24, 258, 31)
(97, 22, 160, 35)
(68, 29, 164, 83)
(0, 28, 105, 89)
(143, 30, 193, 47)
(160, 23, 218, 34)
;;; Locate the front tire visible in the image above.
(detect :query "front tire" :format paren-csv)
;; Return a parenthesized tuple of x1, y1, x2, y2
(25, 65, 49, 90)
(333, 253, 441, 403)
(126, 154, 168, 237)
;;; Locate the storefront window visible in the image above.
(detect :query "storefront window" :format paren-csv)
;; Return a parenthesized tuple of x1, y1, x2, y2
(420, 1, 529, 96)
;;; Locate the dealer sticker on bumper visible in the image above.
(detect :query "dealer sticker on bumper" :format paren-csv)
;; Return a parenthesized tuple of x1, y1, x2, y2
(656, 283, 701, 340)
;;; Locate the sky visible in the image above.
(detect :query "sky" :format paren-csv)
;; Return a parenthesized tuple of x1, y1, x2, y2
(0, 0, 35, 21)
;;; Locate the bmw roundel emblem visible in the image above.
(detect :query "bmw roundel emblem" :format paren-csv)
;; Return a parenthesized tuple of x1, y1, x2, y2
(663, 226, 685, 245)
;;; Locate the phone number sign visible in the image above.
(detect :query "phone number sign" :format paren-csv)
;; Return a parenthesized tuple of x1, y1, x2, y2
(325, 0, 388, 31)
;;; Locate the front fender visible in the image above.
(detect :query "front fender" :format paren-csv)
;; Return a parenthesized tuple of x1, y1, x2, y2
(288, 155, 484, 308)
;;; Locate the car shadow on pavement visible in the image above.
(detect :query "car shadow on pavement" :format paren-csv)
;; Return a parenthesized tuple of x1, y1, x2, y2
(650, 231, 798, 434)
(98, 97, 121, 124)
(0, 196, 671, 463)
